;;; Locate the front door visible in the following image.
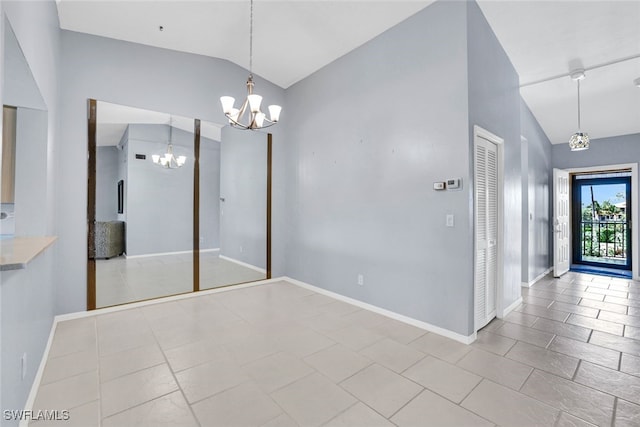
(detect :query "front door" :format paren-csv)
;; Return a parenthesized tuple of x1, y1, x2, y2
(571, 173, 632, 271)
(553, 169, 570, 277)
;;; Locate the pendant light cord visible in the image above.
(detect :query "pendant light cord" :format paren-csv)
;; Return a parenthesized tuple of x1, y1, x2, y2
(577, 79, 581, 131)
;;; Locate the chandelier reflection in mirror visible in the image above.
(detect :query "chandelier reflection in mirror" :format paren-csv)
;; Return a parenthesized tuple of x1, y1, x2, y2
(220, 0, 282, 130)
(569, 69, 589, 151)
(152, 119, 187, 168)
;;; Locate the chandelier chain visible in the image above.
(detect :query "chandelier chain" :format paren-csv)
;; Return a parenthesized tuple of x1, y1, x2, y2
(249, 0, 253, 76)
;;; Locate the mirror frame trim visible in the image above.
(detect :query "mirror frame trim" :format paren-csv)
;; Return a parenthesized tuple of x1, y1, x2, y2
(87, 99, 97, 310)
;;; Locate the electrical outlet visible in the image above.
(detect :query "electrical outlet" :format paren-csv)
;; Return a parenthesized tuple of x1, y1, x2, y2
(446, 214, 454, 227)
(21, 353, 27, 381)
(357, 274, 364, 286)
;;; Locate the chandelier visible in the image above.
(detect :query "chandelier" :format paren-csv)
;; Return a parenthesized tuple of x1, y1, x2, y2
(152, 121, 186, 168)
(220, 0, 281, 130)
(569, 69, 589, 151)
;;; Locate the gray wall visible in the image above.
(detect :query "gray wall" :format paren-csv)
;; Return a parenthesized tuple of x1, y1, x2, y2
(283, 1, 473, 336)
(96, 146, 119, 221)
(521, 99, 553, 283)
(467, 0, 522, 326)
(56, 30, 285, 313)
(219, 127, 267, 270)
(14, 108, 49, 236)
(200, 137, 221, 251)
(0, 0, 60, 422)
(552, 133, 640, 170)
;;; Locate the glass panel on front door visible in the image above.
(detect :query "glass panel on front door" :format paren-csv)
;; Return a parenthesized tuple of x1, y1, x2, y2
(572, 173, 632, 271)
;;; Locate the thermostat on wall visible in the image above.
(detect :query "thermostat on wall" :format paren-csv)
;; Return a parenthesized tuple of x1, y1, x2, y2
(446, 178, 461, 189)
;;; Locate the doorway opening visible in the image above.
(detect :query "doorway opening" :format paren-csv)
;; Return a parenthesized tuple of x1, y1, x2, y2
(571, 171, 632, 275)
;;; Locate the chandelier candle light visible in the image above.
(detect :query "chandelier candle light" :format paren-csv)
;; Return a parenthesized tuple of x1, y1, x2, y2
(220, 0, 281, 130)
(152, 120, 187, 168)
(569, 68, 589, 151)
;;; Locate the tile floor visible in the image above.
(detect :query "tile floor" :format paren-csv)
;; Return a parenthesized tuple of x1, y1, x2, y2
(31, 272, 640, 426)
(96, 252, 265, 308)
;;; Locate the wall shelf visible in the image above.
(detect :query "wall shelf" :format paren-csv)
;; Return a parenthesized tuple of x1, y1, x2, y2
(0, 236, 57, 271)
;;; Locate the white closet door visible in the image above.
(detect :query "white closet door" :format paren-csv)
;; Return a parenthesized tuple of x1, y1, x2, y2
(475, 137, 498, 330)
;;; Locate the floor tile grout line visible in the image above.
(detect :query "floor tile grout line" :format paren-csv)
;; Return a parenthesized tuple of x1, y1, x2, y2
(100, 389, 181, 423)
(144, 306, 201, 427)
(94, 317, 103, 424)
(315, 401, 360, 427)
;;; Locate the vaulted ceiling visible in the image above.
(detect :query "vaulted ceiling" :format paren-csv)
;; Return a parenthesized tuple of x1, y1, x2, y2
(56, 0, 640, 145)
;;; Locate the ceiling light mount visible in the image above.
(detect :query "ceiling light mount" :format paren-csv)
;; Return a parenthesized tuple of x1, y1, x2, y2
(220, 0, 281, 130)
(570, 68, 585, 81)
(569, 68, 589, 151)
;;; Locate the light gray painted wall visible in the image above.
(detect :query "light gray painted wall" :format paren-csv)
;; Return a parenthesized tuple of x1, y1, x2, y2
(219, 127, 267, 270)
(14, 108, 49, 236)
(467, 0, 522, 321)
(283, 1, 473, 336)
(0, 0, 60, 422)
(200, 138, 221, 251)
(521, 99, 553, 283)
(96, 146, 119, 221)
(57, 31, 284, 313)
(3, 19, 45, 111)
(552, 133, 640, 170)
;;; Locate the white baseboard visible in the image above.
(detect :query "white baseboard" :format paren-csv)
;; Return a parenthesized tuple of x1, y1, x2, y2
(283, 276, 477, 345)
(521, 266, 553, 288)
(125, 248, 220, 259)
(219, 255, 266, 274)
(20, 320, 58, 427)
(501, 296, 523, 318)
(55, 276, 282, 323)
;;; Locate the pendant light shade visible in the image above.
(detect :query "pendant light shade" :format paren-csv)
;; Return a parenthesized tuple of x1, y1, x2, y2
(569, 69, 589, 151)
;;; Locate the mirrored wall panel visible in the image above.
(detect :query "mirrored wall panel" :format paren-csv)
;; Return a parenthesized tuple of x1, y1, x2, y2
(92, 101, 195, 308)
(88, 101, 271, 309)
(199, 124, 268, 290)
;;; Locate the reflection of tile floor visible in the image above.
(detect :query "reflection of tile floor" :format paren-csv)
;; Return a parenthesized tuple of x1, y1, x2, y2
(33, 273, 640, 426)
(96, 252, 265, 308)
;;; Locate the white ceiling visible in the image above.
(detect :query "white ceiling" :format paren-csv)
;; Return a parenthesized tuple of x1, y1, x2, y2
(476, 0, 640, 144)
(58, 1, 640, 145)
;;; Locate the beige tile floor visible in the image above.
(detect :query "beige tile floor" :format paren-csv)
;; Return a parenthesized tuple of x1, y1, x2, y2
(96, 252, 265, 308)
(31, 272, 640, 426)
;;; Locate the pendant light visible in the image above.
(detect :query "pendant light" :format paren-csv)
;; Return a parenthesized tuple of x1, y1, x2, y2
(220, 0, 281, 130)
(569, 69, 589, 151)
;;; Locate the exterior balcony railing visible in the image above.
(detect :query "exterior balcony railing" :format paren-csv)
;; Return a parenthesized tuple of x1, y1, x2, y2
(580, 220, 628, 265)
